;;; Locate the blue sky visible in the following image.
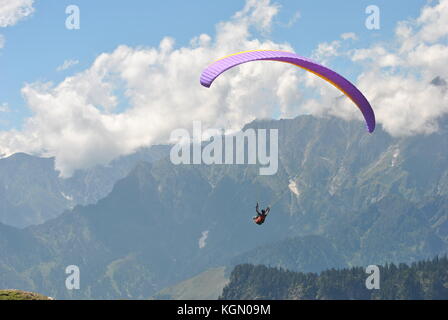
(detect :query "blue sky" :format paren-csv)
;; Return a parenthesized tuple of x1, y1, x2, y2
(0, 0, 426, 130)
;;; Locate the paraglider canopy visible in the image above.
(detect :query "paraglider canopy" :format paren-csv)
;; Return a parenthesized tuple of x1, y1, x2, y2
(200, 50, 375, 133)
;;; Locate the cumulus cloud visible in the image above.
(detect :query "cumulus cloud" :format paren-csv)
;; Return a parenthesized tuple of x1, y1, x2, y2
(56, 59, 79, 72)
(301, 0, 448, 137)
(347, 0, 448, 136)
(233, 0, 280, 33)
(0, 0, 34, 27)
(313, 40, 341, 61)
(0, 0, 298, 177)
(1, 0, 448, 176)
(0, 0, 34, 50)
(312, 33, 357, 62)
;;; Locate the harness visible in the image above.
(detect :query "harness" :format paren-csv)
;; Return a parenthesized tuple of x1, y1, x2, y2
(254, 215, 266, 225)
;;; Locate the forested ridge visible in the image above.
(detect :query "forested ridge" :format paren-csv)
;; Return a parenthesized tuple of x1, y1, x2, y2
(221, 256, 448, 300)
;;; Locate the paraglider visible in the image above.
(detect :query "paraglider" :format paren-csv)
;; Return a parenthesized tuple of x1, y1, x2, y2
(253, 202, 270, 225)
(200, 50, 376, 226)
(200, 50, 376, 133)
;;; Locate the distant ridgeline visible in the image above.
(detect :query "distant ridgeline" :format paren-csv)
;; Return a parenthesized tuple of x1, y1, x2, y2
(220, 256, 448, 300)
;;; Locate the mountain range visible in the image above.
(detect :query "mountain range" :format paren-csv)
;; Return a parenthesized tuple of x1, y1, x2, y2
(1, 115, 448, 299)
(0, 146, 170, 228)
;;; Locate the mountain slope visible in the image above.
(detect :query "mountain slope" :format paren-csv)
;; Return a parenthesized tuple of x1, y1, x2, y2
(0, 146, 170, 228)
(0, 116, 448, 298)
(231, 235, 347, 273)
(151, 267, 229, 300)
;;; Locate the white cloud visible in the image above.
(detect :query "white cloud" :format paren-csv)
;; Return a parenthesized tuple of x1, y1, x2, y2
(285, 11, 301, 28)
(301, 0, 448, 137)
(312, 33, 358, 62)
(341, 32, 358, 41)
(0, 102, 10, 112)
(414, 0, 448, 44)
(56, 59, 79, 72)
(313, 40, 341, 61)
(0, 0, 298, 177)
(347, 0, 448, 136)
(0, 34, 4, 48)
(0, 0, 34, 27)
(233, 0, 280, 33)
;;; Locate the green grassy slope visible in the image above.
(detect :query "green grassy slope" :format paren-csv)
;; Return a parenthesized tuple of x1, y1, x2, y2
(0, 289, 52, 300)
(151, 267, 229, 300)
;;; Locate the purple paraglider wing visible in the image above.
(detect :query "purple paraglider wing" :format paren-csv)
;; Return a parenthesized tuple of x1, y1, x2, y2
(200, 50, 375, 133)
